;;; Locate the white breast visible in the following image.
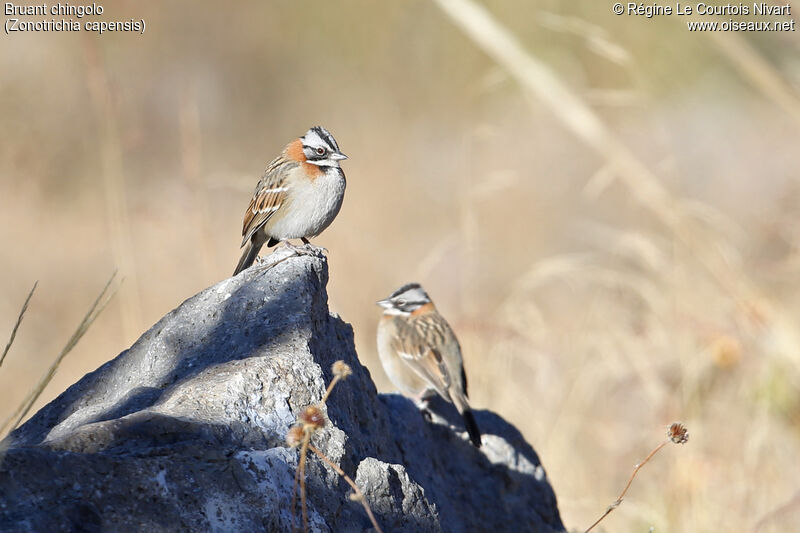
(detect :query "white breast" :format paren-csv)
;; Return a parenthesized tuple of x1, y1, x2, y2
(376, 317, 432, 398)
(266, 167, 346, 240)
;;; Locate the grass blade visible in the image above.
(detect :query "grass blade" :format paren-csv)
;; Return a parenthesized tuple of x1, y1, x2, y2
(0, 282, 37, 370)
(0, 271, 119, 437)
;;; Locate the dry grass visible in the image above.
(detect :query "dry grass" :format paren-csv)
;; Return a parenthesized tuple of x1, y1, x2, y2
(0, 272, 119, 437)
(1, 2, 799, 531)
(286, 361, 382, 533)
(585, 422, 689, 532)
(0, 282, 37, 370)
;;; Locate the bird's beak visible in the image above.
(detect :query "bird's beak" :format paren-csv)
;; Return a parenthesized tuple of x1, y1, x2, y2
(376, 298, 392, 309)
(331, 152, 348, 161)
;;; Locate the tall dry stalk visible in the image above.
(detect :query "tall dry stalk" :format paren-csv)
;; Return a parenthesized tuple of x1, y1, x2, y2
(433, 0, 674, 223)
(82, 36, 143, 343)
(286, 361, 382, 533)
(432, 0, 800, 360)
(179, 84, 217, 279)
(585, 423, 689, 532)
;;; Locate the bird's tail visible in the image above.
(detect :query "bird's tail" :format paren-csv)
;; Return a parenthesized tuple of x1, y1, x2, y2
(452, 392, 482, 447)
(461, 408, 482, 447)
(233, 239, 263, 276)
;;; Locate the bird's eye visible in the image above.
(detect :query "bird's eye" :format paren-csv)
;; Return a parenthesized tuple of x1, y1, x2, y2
(315, 147, 325, 156)
(395, 299, 406, 306)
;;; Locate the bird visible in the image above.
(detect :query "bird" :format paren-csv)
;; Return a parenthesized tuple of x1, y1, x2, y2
(376, 283, 482, 447)
(233, 126, 348, 275)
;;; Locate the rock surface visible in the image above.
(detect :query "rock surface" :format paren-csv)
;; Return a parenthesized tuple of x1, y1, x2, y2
(0, 248, 564, 532)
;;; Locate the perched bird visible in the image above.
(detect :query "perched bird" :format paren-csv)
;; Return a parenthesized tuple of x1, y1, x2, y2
(233, 126, 347, 275)
(376, 283, 482, 447)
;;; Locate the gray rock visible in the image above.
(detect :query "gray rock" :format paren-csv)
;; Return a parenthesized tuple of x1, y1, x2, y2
(0, 248, 565, 532)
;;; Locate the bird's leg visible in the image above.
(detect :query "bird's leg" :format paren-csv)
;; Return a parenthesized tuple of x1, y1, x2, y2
(281, 239, 324, 257)
(280, 240, 303, 251)
(299, 237, 328, 255)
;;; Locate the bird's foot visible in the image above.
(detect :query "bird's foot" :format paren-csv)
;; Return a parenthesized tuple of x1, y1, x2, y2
(280, 240, 326, 257)
(299, 239, 328, 256)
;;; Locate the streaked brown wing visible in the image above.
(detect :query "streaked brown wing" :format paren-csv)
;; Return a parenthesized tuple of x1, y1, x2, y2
(240, 157, 298, 246)
(391, 313, 454, 398)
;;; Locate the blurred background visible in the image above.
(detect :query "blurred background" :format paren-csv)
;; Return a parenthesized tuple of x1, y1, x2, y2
(1, 1, 799, 530)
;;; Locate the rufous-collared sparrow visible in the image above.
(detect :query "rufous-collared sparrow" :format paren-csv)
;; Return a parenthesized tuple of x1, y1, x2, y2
(233, 126, 347, 275)
(376, 283, 482, 447)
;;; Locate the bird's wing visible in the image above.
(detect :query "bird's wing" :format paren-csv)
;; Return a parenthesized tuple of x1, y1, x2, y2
(240, 157, 298, 247)
(391, 312, 456, 399)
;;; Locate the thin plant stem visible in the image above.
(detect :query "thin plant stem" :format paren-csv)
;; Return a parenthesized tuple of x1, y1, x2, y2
(291, 445, 301, 533)
(288, 362, 353, 532)
(290, 430, 311, 533)
(320, 375, 341, 405)
(82, 36, 142, 342)
(308, 443, 383, 533)
(584, 440, 668, 533)
(299, 435, 310, 533)
(0, 282, 37, 369)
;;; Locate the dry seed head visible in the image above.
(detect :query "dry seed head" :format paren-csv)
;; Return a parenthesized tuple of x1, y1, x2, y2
(667, 422, 689, 444)
(286, 425, 305, 447)
(300, 406, 326, 430)
(332, 360, 352, 379)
